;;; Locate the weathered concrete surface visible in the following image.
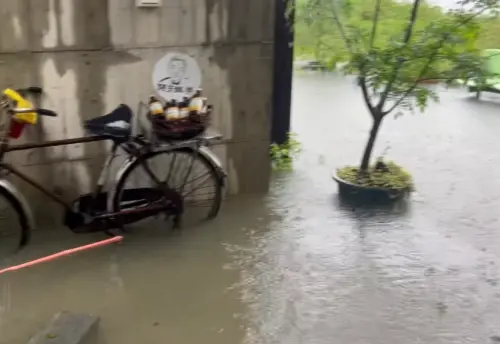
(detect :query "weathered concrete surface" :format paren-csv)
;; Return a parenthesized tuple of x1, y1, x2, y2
(27, 312, 99, 344)
(0, 0, 274, 226)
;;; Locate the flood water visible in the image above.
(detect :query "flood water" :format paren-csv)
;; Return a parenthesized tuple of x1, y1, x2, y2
(2, 74, 500, 343)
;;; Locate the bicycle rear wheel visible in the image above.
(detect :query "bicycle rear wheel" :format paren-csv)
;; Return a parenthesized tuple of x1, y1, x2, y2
(0, 188, 30, 259)
(112, 148, 223, 228)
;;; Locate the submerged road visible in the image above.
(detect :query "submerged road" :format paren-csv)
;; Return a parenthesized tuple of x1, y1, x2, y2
(1, 74, 500, 344)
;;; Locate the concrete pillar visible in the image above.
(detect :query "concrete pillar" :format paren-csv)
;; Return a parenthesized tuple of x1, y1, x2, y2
(0, 0, 274, 226)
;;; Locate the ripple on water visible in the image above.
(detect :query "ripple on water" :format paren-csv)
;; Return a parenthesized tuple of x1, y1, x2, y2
(227, 76, 500, 344)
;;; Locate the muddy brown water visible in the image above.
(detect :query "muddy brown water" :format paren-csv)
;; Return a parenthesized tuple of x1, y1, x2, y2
(1, 74, 500, 344)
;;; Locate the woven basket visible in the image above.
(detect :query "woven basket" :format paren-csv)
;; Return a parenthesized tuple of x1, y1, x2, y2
(147, 108, 211, 141)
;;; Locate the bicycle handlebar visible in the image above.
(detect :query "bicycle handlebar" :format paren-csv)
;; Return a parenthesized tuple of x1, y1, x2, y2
(15, 87, 43, 96)
(36, 108, 57, 117)
(5, 87, 57, 118)
(12, 108, 58, 117)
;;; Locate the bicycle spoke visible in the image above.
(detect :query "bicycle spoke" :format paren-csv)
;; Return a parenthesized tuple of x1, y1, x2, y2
(184, 192, 218, 199)
(179, 171, 212, 190)
(165, 150, 178, 185)
(179, 154, 196, 194)
(114, 149, 222, 226)
(139, 159, 162, 185)
(183, 202, 215, 207)
(169, 153, 190, 186)
(182, 177, 214, 199)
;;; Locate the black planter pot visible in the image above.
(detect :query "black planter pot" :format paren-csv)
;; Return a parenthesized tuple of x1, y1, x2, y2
(332, 172, 410, 204)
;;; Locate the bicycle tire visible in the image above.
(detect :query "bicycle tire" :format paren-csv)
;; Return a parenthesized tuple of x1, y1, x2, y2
(112, 148, 223, 227)
(0, 187, 30, 257)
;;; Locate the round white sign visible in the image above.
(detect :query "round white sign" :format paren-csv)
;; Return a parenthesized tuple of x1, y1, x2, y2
(152, 53, 202, 102)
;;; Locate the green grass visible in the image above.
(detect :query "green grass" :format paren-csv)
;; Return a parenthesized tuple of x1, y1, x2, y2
(337, 161, 414, 190)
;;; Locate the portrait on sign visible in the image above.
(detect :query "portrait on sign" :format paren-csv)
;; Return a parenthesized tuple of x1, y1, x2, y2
(152, 53, 202, 101)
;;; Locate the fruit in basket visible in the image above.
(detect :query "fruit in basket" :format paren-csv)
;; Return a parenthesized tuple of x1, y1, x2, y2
(165, 100, 181, 120)
(148, 96, 164, 116)
(179, 96, 190, 118)
(189, 88, 204, 113)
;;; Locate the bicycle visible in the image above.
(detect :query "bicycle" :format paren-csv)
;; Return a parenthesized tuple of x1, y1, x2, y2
(0, 87, 226, 256)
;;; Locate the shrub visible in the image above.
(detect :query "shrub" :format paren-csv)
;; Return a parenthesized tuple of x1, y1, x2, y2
(270, 132, 302, 171)
(337, 160, 414, 190)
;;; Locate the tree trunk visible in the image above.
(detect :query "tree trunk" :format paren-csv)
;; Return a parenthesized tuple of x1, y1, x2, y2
(360, 116, 383, 171)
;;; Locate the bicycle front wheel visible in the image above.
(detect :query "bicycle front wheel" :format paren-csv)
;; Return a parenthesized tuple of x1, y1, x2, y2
(0, 188, 30, 259)
(112, 148, 223, 228)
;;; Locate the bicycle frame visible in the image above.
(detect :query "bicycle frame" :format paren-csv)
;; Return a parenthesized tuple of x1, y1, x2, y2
(0, 93, 226, 234)
(0, 95, 143, 230)
(0, 135, 122, 210)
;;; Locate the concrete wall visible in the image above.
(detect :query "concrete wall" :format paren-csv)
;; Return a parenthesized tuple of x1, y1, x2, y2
(0, 0, 274, 225)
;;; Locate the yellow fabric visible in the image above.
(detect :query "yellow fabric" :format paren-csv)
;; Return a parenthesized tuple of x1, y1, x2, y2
(3, 88, 38, 125)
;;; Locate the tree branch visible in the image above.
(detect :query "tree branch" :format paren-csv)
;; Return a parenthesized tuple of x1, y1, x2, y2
(383, 4, 494, 115)
(360, 76, 376, 113)
(369, 0, 383, 48)
(359, 0, 383, 115)
(382, 54, 436, 115)
(417, 71, 500, 81)
(402, 0, 422, 42)
(376, 0, 422, 112)
(329, 0, 354, 56)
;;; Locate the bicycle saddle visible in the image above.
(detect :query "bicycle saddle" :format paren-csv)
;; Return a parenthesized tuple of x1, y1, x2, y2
(84, 104, 133, 141)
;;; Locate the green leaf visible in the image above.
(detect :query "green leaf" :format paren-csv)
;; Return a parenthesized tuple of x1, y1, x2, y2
(294, 0, 500, 171)
(295, 0, 500, 114)
(270, 132, 303, 171)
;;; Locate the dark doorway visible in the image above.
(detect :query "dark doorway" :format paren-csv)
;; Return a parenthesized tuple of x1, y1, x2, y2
(271, 0, 295, 145)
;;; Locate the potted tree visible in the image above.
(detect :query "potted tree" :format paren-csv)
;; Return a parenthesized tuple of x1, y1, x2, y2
(297, 0, 499, 202)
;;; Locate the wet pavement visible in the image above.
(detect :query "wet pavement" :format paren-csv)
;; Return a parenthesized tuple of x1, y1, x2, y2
(2, 73, 500, 343)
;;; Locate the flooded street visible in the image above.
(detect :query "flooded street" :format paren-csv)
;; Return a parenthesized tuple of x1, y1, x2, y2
(2, 74, 500, 343)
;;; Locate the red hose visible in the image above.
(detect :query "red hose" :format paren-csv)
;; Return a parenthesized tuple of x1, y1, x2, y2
(0, 236, 124, 276)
